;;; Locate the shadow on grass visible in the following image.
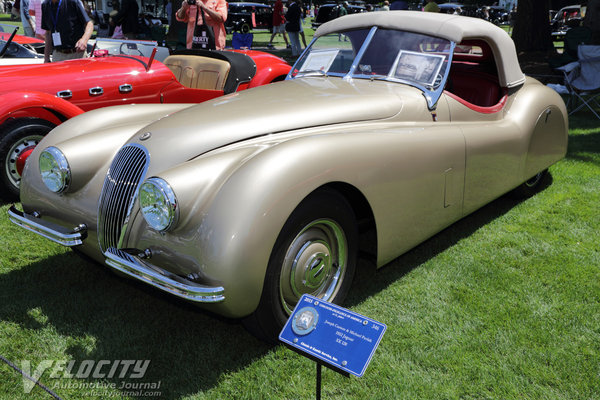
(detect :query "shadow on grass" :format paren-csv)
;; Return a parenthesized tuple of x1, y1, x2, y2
(345, 182, 550, 308)
(0, 251, 271, 398)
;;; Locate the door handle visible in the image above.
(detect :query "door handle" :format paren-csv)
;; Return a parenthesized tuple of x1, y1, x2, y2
(56, 90, 72, 99)
(119, 84, 133, 93)
(89, 87, 104, 96)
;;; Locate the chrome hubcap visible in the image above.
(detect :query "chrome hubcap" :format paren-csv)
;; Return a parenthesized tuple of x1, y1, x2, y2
(5, 135, 43, 189)
(279, 219, 347, 315)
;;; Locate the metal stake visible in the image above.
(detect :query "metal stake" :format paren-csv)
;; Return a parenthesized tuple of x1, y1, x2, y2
(316, 362, 322, 400)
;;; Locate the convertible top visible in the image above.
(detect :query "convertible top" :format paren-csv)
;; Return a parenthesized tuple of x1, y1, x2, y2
(316, 11, 525, 89)
(172, 49, 257, 94)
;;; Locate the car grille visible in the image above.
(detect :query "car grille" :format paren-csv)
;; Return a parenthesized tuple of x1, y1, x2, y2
(97, 144, 149, 252)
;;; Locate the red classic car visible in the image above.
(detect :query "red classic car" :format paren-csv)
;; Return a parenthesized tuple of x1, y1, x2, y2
(0, 24, 45, 64)
(0, 48, 290, 199)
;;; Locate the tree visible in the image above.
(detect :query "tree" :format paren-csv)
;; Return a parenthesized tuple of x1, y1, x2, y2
(583, 0, 600, 44)
(512, 0, 554, 53)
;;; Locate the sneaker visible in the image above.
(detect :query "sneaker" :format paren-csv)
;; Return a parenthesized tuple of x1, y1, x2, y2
(267, 43, 274, 49)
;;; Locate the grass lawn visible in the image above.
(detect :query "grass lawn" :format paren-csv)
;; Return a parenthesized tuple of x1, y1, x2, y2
(0, 107, 599, 399)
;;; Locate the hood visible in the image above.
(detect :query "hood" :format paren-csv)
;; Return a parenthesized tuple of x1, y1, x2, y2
(130, 77, 408, 162)
(0, 56, 147, 92)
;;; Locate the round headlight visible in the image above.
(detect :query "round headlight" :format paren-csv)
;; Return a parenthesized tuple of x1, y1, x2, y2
(139, 177, 178, 232)
(39, 147, 70, 193)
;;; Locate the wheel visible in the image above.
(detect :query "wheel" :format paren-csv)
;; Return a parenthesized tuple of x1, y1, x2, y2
(511, 169, 549, 198)
(241, 23, 250, 34)
(244, 189, 358, 342)
(0, 118, 54, 200)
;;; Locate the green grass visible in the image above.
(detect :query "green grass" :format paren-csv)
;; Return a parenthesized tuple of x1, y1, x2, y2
(1, 111, 599, 399)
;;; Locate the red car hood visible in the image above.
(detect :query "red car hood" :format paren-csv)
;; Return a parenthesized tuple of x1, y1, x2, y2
(0, 56, 157, 94)
(0, 31, 44, 45)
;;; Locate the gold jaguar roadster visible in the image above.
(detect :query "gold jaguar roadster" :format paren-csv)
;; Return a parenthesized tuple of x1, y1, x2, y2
(9, 11, 568, 340)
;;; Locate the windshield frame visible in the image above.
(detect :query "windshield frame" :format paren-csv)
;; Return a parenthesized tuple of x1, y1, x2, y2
(288, 26, 456, 110)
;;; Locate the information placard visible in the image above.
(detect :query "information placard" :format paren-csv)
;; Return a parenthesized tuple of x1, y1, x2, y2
(279, 294, 386, 377)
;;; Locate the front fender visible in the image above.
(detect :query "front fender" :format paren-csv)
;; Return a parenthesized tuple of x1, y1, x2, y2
(130, 133, 371, 318)
(0, 90, 84, 126)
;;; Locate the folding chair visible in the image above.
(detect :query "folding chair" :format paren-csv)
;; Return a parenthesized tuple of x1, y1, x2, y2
(556, 45, 600, 120)
(232, 33, 253, 50)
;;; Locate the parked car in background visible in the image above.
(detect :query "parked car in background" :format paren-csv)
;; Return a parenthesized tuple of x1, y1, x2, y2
(312, 3, 365, 29)
(0, 49, 290, 198)
(226, 2, 272, 33)
(0, 35, 44, 65)
(438, 3, 463, 14)
(0, 36, 171, 66)
(478, 5, 509, 25)
(10, 11, 568, 341)
(0, 25, 45, 50)
(550, 4, 582, 40)
(0, 24, 45, 65)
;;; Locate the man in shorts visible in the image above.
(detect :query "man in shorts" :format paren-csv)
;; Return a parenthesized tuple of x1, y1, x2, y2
(268, 0, 289, 49)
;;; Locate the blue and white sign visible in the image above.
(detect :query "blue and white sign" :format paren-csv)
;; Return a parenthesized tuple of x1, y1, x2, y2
(279, 294, 387, 377)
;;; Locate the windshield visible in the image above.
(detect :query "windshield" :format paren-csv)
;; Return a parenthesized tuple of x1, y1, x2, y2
(290, 27, 454, 108)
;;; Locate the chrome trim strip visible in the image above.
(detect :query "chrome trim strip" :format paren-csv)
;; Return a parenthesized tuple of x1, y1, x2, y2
(104, 248, 225, 303)
(7, 205, 85, 247)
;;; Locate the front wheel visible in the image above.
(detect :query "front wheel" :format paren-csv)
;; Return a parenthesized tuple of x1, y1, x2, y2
(0, 118, 55, 200)
(244, 189, 358, 342)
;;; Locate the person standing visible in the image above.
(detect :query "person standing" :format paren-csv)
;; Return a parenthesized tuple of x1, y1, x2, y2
(176, 0, 227, 50)
(268, 0, 288, 49)
(165, 0, 172, 24)
(298, 0, 306, 48)
(110, 0, 139, 39)
(41, 0, 93, 62)
(337, 1, 347, 41)
(285, 0, 301, 56)
(20, 0, 35, 37)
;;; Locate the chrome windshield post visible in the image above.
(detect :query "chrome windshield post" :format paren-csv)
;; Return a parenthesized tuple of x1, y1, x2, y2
(345, 26, 378, 81)
(423, 41, 456, 110)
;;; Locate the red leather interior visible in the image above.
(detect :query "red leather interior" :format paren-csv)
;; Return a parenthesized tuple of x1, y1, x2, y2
(444, 40, 506, 113)
(449, 68, 500, 107)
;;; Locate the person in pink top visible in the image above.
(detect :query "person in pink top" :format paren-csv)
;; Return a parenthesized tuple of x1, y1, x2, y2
(175, 0, 227, 50)
(31, 0, 45, 40)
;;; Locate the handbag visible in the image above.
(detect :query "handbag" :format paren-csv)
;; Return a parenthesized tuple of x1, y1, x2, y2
(192, 6, 215, 50)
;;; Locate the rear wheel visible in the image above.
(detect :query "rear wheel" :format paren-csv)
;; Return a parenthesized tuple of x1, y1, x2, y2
(0, 118, 55, 200)
(244, 189, 358, 342)
(511, 169, 549, 198)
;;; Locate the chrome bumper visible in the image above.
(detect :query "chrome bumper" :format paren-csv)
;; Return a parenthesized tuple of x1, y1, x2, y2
(8, 205, 86, 246)
(104, 248, 225, 303)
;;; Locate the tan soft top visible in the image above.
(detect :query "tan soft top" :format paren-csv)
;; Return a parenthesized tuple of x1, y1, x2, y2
(316, 11, 525, 88)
